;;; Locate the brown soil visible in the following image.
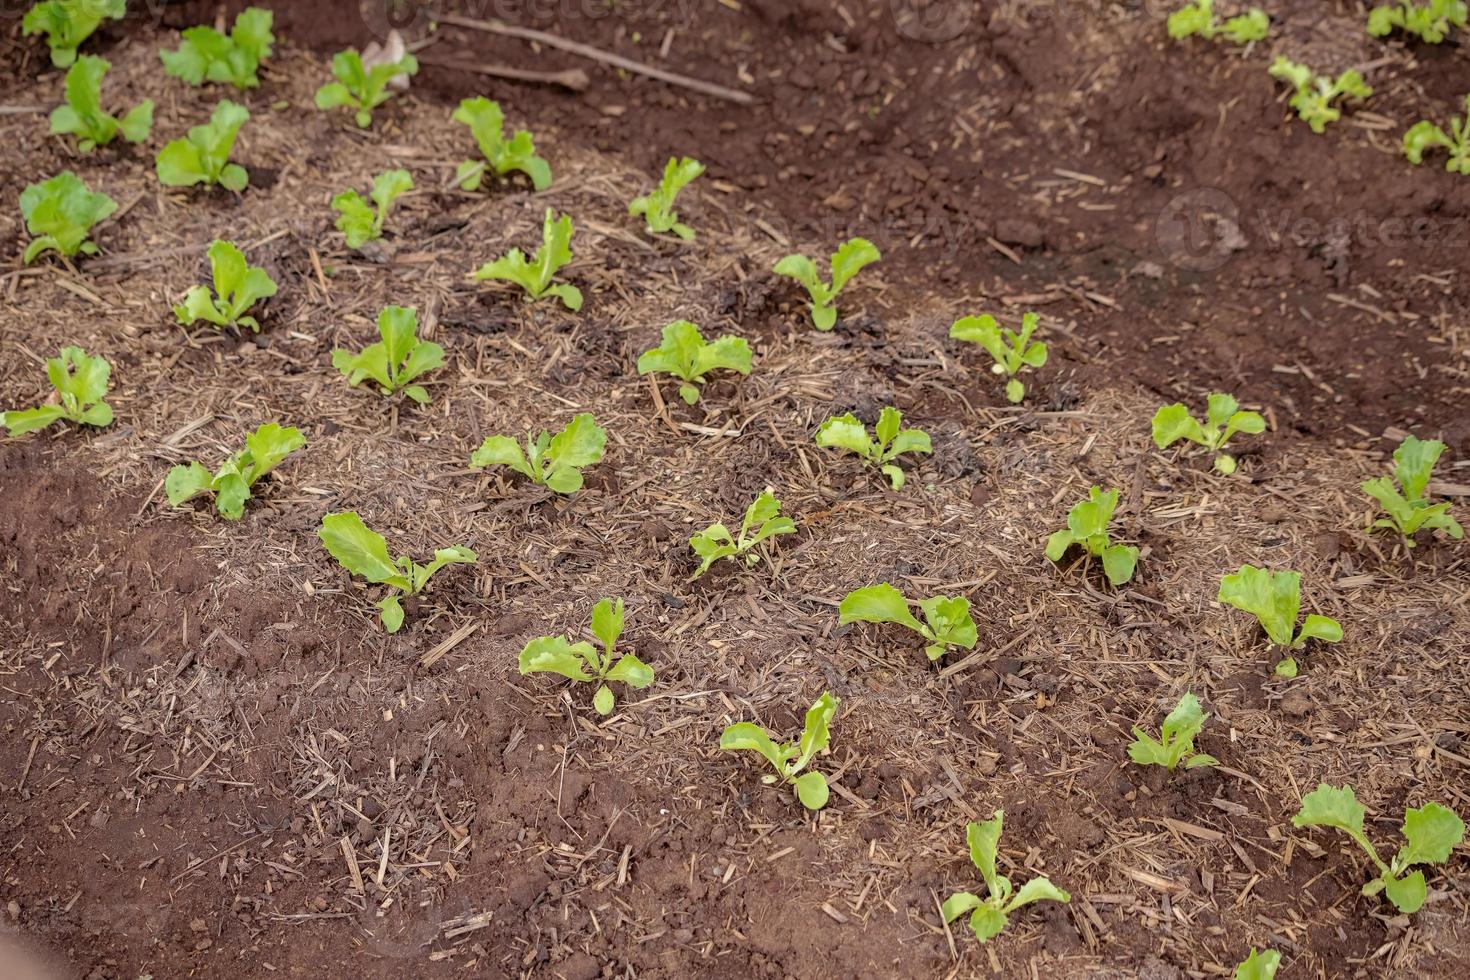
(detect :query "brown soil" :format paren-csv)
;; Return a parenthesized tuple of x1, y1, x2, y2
(2, 3, 1469, 979)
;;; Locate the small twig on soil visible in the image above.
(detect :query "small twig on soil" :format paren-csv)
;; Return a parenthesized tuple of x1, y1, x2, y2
(418, 55, 590, 93)
(15, 737, 39, 794)
(932, 888, 957, 963)
(438, 13, 757, 105)
(170, 832, 265, 882)
(419, 621, 480, 669)
(937, 625, 1038, 680)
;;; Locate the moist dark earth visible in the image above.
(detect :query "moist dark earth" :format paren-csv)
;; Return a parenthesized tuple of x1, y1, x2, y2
(1, 2, 1468, 979)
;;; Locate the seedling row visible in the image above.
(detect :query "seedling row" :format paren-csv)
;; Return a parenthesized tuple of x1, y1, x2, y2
(6, 3, 1468, 974)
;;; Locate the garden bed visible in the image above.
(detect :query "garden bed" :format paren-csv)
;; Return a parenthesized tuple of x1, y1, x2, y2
(1, 2, 1468, 978)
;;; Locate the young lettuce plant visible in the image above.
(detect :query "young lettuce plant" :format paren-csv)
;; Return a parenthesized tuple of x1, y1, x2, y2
(472, 208, 582, 311)
(774, 237, 881, 331)
(50, 55, 153, 152)
(3, 346, 113, 436)
(520, 599, 655, 715)
(1128, 693, 1219, 772)
(332, 305, 444, 404)
(950, 312, 1047, 403)
(1368, 0, 1466, 42)
(689, 490, 797, 578)
(452, 97, 551, 191)
(1362, 434, 1462, 547)
(1292, 784, 1465, 914)
(839, 583, 976, 661)
(1404, 94, 1470, 174)
(156, 100, 250, 191)
(814, 407, 931, 490)
(1268, 58, 1372, 134)
(942, 812, 1071, 944)
(315, 48, 418, 128)
(318, 511, 476, 633)
(720, 692, 838, 810)
(160, 7, 275, 88)
(629, 156, 704, 240)
(1045, 487, 1139, 587)
(1167, 1, 1270, 43)
(1218, 565, 1342, 678)
(19, 170, 117, 264)
(635, 319, 752, 405)
(471, 413, 606, 493)
(1152, 393, 1265, 475)
(1234, 949, 1281, 980)
(174, 240, 277, 332)
(23, 0, 124, 67)
(332, 169, 413, 249)
(166, 422, 304, 520)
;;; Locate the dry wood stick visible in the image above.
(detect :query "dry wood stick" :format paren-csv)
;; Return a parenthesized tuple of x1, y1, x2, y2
(438, 13, 756, 105)
(418, 55, 590, 92)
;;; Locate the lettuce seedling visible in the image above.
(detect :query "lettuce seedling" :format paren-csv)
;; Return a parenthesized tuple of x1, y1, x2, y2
(472, 208, 582, 311)
(1292, 784, 1465, 914)
(471, 413, 606, 493)
(942, 811, 1070, 944)
(720, 692, 838, 810)
(689, 490, 797, 578)
(636, 319, 751, 404)
(1128, 693, 1218, 772)
(166, 422, 303, 520)
(175, 240, 277, 332)
(629, 156, 704, 240)
(520, 599, 655, 715)
(1404, 94, 1470, 174)
(1045, 487, 1139, 587)
(1269, 57, 1372, 134)
(3, 346, 113, 436)
(156, 100, 250, 191)
(1368, 0, 1466, 42)
(50, 55, 153, 152)
(318, 511, 475, 633)
(332, 305, 443, 404)
(332, 169, 413, 249)
(1218, 565, 1341, 677)
(1152, 393, 1265, 475)
(1362, 434, 1462, 547)
(774, 237, 881, 331)
(1167, 1, 1269, 43)
(23, 0, 123, 68)
(315, 48, 418, 128)
(160, 7, 275, 88)
(950, 311, 1047, 403)
(839, 583, 976, 661)
(815, 407, 931, 490)
(452, 97, 551, 192)
(19, 170, 117, 264)
(1234, 949, 1281, 980)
